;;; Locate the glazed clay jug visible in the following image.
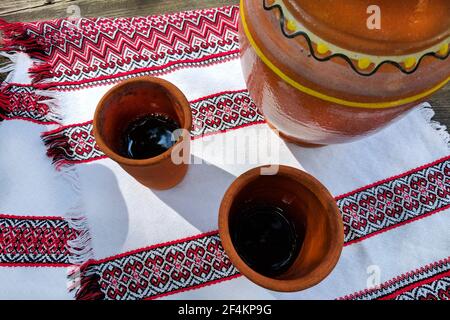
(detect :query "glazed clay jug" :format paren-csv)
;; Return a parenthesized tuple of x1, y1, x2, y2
(239, 0, 450, 146)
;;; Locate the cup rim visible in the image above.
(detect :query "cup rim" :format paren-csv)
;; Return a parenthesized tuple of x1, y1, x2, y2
(93, 76, 192, 167)
(218, 165, 344, 292)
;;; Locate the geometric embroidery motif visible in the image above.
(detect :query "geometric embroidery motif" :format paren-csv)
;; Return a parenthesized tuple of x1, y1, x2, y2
(337, 158, 450, 245)
(340, 258, 450, 300)
(75, 157, 450, 300)
(42, 121, 105, 169)
(191, 90, 264, 137)
(76, 232, 240, 300)
(0, 85, 59, 124)
(0, 214, 77, 266)
(22, 6, 240, 86)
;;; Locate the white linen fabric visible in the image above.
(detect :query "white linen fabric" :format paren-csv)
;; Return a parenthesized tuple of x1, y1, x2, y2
(0, 36, 449, 301)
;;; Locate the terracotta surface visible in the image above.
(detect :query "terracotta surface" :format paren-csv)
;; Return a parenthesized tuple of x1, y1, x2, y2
(239, 0, 450, 146)
(93, 77, 192, 190)
(219, 166, 344, 292)
(288, 0, 450, 55)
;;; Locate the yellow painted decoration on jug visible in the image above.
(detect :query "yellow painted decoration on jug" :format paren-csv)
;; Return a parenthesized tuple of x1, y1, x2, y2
(439, 43, 449, 56)
(286, 20, 297, 32)
(358, 58, 372, 70)
(404, 57, 417, 69)
(316, 43, 329, 55)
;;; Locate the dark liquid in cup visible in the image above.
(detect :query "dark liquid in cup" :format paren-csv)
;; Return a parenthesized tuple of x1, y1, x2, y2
(231, 203, 303, 277)
(120, 114, 180, 159)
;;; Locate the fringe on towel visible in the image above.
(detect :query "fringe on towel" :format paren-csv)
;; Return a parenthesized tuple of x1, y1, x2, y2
(421, 103, 450, 150)
(0, 19, 53, 84)
(62, 166, 93, 264)
(29, 60, 54, 84)
(64, 166, 100, 299)
(40, 116, 97, 300)
(1, 19, 95, 298)
(34, 88, 63, 122)
(59, 165, 97, 300)
(40, 118, 96, 296)
(42, 127, 74, 169)
(40, 122, 96, 298)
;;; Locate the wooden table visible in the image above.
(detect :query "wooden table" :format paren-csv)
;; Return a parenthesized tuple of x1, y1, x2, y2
(1, 0, 449, 127)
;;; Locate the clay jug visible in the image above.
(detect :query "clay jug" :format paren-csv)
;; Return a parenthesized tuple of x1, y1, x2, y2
(239, 0, 450, 146)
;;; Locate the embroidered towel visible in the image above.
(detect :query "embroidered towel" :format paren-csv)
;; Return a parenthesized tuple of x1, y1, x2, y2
(0, 6, 449, 300)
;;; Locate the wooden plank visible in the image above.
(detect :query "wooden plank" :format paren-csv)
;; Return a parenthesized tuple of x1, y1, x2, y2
(0, 0, 63, 17)
(429, 83, 450, 127)
(0, 56, 7, 82)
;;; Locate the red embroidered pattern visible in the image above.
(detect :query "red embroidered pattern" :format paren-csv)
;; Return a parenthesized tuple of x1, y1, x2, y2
(74, 157, 450, 300)
(340, 258, 450, 300)
(337, 157, 450, 245)
(76, 232, 239, 300)
(20, 6, 239, 87)
(42, 120, 104, 169)
(0, 85, 59, 124)
(191, 90, 264, 136)
(0, 214, 77, 266)
(41, 90, 264, 168)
